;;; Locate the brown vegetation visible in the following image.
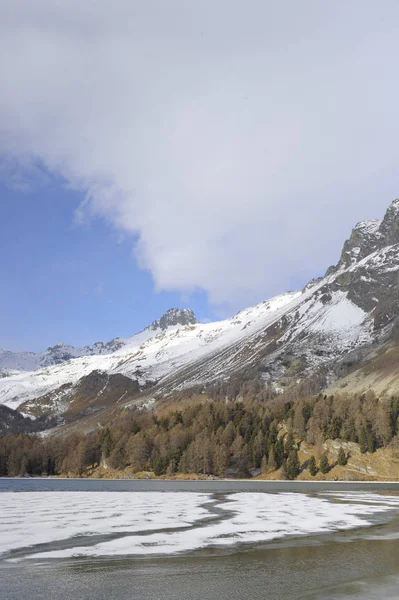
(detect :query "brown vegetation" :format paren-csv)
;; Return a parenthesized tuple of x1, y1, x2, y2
(1, 388, 399, 480)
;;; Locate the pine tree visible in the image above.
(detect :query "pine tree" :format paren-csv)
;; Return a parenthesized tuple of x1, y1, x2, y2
(308, 455, 317, 476)
(286, 448, 300, 479)
(280, 460, 289, 480)
(284, 432, 295, 458)
(108, 443, 126, 470)
(341, 418, 357, 442)
(274, 438, 285, 468)
(101, 428, 115, 459)
(327, 416, 342, 440)
(152, 451, 165, 476)
(359, 426, 368, 454)
(337, 447, 347, 466)
(366, 428, 375, 453)
(269, 422, 278, 444)
(319, 454, 329, 474)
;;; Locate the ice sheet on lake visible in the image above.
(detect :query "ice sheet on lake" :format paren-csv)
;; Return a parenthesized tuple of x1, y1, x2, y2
(1, 491, 398, 559)
(0, 491, 211, 555)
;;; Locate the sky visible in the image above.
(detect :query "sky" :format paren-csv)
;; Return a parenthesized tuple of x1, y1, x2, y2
(1, 1, 399, 351)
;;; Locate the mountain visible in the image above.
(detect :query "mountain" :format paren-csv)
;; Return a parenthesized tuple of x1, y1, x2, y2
(0, 307, 196, 373)
(0, 293, 299, 412)
(1, 198, 399, 426)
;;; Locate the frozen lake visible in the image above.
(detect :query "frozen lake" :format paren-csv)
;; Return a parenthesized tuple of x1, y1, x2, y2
(1, 479, 399, 599)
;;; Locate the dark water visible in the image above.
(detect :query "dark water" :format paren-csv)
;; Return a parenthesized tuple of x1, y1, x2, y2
(2, 477, 399, 493)
(1, 478, 399, 600)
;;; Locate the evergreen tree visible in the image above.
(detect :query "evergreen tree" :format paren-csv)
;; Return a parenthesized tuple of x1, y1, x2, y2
(308, 455, 317, 476)
(274, 438, 285, 468)
(366, 428, 375, 453)
(269, 422, 278, 445)
(280, 459, 289, 480)
(108, 443, 126, 470)
(327, 416, 342, 440)
(286, 448, 300, 479)
(341, 418, 357, 442)
(359, 426, 368, 454)
(337, 447, 347, 466)
(284, 431, 295, 458)
(83, 437, 101, 469)
(319, 454, 329, 474)
(152, 451, 165, 476)
(101, 428, 115, 459)
(0, 452, 7, 476)
(302, 403, 313, 424)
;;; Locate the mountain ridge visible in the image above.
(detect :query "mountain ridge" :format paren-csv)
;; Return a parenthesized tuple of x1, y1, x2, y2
(1, 198, 399, 424)
(0, 307, 200, 373)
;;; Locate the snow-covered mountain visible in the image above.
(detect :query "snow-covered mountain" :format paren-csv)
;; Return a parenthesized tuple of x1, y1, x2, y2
(0, 292, 299, 411)
(2, 198, 399, 421)
(0, 308, 199, 373)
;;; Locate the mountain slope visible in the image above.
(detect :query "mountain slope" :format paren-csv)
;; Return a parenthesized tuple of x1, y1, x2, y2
(0, 405, 55, 435)
(1, 198, 399, 422)
(0, 292, 299, 410)
(18, 370, 141, 421)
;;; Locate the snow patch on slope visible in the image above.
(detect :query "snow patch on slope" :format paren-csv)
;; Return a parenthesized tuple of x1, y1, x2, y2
(309, 292, 366, 333)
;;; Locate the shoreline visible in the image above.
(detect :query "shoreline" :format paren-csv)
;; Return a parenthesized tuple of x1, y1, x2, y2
(2, 475, 399, 483)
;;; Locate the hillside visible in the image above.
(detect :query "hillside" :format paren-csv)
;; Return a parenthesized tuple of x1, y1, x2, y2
(1, 394, 398, 480)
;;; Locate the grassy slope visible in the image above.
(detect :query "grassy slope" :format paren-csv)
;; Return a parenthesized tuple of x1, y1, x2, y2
(327, 342, 399, 398)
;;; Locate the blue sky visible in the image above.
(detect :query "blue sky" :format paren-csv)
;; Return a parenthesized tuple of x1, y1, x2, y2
(1, 2, 399, 351)
(0, 180, 214, 351)
(0, 171, 313, 352)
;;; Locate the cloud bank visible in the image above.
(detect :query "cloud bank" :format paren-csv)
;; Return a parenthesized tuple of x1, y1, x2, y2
(1, 1, 399, 309)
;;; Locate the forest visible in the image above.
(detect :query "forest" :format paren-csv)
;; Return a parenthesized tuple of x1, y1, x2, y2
(1, 388, 399, 479)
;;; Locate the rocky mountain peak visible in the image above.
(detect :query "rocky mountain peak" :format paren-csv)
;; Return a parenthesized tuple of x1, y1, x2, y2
(335, 198, 399, 270)
(336, 218, 382, 270)
(378, 197, 399, 244)
(319, 198, 399, 328)
(43, 342, 77, 365)
(146, 308, 198, 331)
(46, 342, 73, 352)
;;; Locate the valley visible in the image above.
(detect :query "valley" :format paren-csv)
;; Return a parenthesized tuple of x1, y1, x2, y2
(1, 200, 399, 483)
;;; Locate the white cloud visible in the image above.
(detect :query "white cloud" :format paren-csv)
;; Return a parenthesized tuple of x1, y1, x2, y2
(1, 1, 399, 309)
